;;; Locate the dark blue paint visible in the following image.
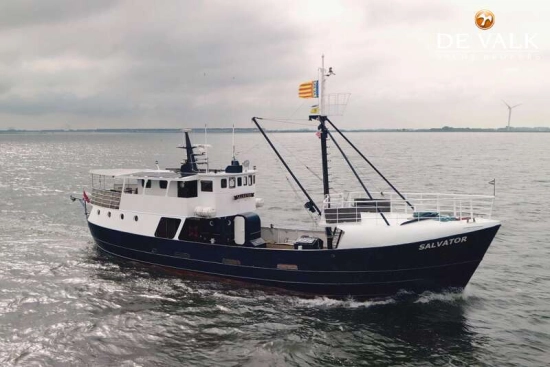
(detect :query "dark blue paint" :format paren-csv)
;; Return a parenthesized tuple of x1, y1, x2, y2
(88, 222, 499, 299)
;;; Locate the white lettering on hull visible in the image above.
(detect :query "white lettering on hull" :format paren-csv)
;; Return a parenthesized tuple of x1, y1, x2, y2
(418, 236, 467, 251)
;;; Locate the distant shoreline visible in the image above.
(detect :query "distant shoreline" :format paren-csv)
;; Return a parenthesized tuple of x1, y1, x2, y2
(1, 127, 549, 134)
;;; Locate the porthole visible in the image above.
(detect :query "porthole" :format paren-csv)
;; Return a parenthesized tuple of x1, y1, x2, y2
(97, 209, 100, 215)
(120, 213, 124, 220)
(134, 215, 139, 222)
(108, 212, 111, 218)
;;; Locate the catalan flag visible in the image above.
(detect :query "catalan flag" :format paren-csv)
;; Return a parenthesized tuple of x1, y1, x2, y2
(298, 80, 319, 99)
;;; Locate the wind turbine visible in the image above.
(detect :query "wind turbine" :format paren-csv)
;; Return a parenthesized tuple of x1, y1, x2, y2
(502, 100, 522, 130)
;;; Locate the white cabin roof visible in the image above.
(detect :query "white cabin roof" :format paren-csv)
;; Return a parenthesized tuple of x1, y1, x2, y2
(89, 168, 257, 179)
(89, 169, 174, 177)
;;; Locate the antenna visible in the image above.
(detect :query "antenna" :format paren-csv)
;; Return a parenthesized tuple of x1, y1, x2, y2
(316, 55, 349, 117)
(204, 123, 209, 173)
(502, 100, 522, 130)
(320, 55, 325, 116)
(232, 123, 236, 160)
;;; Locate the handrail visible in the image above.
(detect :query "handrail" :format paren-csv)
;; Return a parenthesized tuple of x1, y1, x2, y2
(91, 188, 122, 209)
(321, 192, 495, 225)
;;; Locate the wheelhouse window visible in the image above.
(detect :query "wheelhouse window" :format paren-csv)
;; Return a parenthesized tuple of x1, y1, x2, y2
(237, 177, 242, 186)
(243, 176, 248, 186)
(177, 180, 198, 198)
(140, 179, 151, 188)
(221, 179, 227, 189)
(201, 180, 213, 192)
(123, 178, 139, 194)
(248, 175, 252, 185)
(253, 175, 256, 184)
(229, 177, 236, 189)
(155, 217, 181, 239)
(159, 180, 168, 189)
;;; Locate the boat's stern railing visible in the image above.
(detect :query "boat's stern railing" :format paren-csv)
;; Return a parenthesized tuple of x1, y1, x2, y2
(90, 188, 122, 209)
(320, 192, 495, 225)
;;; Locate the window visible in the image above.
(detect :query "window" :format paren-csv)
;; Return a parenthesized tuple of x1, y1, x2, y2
(248, 176, 252, 185)
(201, 180, 213, 192)
(221, 179, 227, 189)
(154, 217, 181, 239)
(237, 177, 242, 186)
(243, 176, 247, 186)
(179, 217, 236, 245)
(140, 180, 151, 188)
(229, 177, 236, 189)
(253, 175, 256, 184)
(177, 180, 198, 198)
(159, 180, 168, 189)
(179, 218, 201, 241)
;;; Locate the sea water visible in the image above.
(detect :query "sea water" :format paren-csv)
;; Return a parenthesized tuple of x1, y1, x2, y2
(0, 131, 549, 366)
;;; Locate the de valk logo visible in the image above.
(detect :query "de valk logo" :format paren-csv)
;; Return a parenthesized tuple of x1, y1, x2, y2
(475, 9, 495, 30)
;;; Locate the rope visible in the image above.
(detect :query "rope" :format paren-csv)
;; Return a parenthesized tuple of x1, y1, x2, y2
(284, 176, 318, 228)
(270, 151, 318, 226)
(257, 118, 315, 127)
(266, 132, 323, 183)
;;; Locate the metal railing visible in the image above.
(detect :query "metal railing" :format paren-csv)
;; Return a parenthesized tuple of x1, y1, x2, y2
(91, 189, 122, 209)
(322, 192, 495, 224)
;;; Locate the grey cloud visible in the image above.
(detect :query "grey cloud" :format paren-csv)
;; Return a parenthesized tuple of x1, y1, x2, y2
(0, 0, 548, 129)
(0, 0, 117, 30)
(0, 93, 136, 117)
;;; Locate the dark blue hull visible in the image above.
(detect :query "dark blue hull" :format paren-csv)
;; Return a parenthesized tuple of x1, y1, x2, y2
(88, 222, 500, 299)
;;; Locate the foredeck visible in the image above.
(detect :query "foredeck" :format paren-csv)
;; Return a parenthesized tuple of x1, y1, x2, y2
(320, 192, 495, 226)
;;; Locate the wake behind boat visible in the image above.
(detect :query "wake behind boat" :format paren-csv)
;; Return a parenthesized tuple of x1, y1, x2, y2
(73, 59, 500, 300)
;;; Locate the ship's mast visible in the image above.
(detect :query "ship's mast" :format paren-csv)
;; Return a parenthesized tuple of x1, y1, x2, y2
(319, 55, 325, 116)
(318, 55, 333, 248)
(318, 56, 330, 202)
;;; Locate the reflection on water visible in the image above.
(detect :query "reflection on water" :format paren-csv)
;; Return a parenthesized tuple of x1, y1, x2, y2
(89, 247, 480, 366)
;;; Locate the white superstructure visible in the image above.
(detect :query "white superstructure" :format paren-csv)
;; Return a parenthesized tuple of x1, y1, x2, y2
(87, 165, 260, 239)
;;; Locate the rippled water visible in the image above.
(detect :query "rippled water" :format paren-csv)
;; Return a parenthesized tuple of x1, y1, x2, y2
(1, 131, 549, 366)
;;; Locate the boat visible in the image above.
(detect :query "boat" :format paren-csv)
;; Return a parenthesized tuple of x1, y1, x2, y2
(72, 59, 500, 300)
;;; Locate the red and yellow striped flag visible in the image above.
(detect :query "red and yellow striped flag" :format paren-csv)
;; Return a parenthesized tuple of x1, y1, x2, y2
(298, 80, 319, 98)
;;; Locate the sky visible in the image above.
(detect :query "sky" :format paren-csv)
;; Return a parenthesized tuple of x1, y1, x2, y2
(0, 0, 548, 130)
